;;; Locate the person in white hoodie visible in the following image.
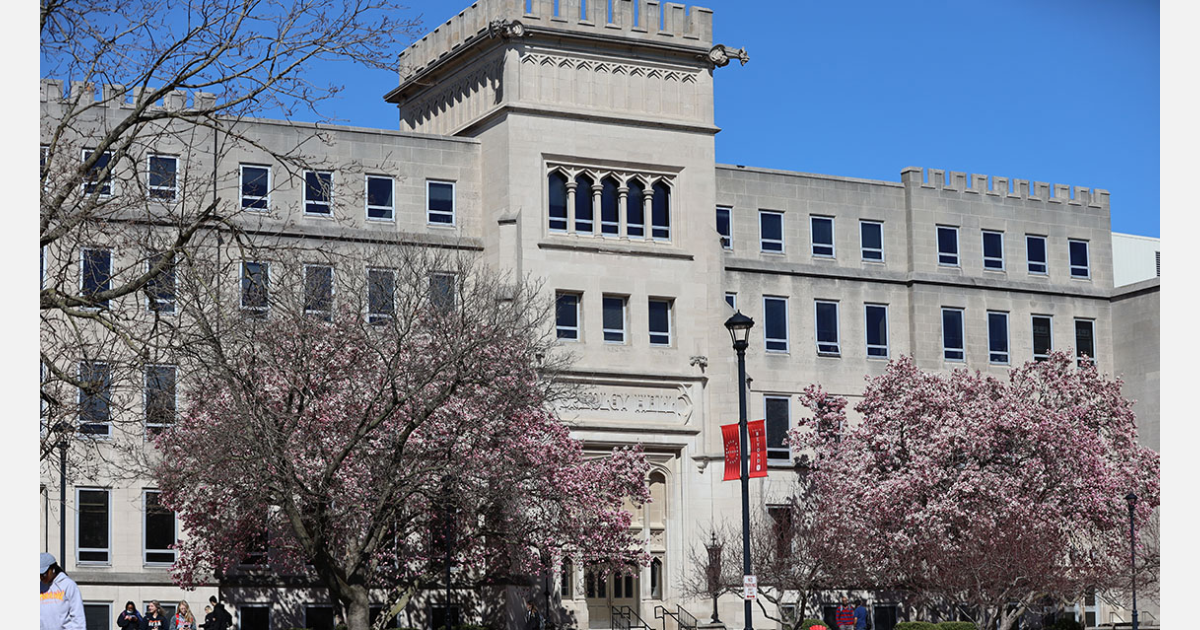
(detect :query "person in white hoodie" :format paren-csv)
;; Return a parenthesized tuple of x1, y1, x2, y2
(39, 553, 85, 630)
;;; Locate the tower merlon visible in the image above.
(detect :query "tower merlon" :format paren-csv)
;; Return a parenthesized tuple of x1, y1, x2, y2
(903, 167, 1109, 208)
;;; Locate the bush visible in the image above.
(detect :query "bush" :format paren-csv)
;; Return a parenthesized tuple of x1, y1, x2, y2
(938, 623, 977, 630)
(800, 620, 830, 630)
(895, 623, 940, 630)
(1045, 619, 1084, 630)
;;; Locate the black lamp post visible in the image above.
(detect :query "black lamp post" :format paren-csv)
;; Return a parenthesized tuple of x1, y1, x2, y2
(706, 531, 723, 624)
(724, 311, 754, 630)
(1125, 492, 1139, 630)
(53, 421, 70, 564)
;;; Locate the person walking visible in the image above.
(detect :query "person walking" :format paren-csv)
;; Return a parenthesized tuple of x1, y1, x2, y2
(208, 596, 232, 630)
(171, 601, 197, 630)
(117, 602, 144, 630)
(141, 601, 168, 630)
(835, 597, 856, 630)
(525, 600, 545, 630)
(39, 553, 85, 630)
(853, 600, 869, 630)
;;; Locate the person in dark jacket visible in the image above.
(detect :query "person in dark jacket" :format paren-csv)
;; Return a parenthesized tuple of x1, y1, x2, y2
(117, 602, 143, 630)
(141, 601, 167, 630)
(207, 596, 232, 630)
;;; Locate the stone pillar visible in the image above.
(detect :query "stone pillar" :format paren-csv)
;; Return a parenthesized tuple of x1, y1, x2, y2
(618, 185, 629, 239)
(591, 183, 603, 236)
(565, 179, 577, 234)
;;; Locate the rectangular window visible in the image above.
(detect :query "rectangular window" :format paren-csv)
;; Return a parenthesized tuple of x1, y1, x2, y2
(147, 155, 178, 200)
(366, 175, 395, 221)
(556, 292, 580, 341)
(304, 171, 333, 215)
(84, 603, 111, 630)
(982, 230, 1005, 270)
(80, 247, 112, 308)
(367, 268, 396, 324)
(305, 607, 336, 630)
(427, 180, 456, 225)
(82, 149, 113, 196)
(240, 261, 269, 313)
(429, 272, 456, 312)
(764, 396, 790, 460)
(865, 304, 889, 358)
(144, 365, 177, 435)
(937, 226, 959, 266)
(561, 563, 574, 598)
(304, 265, 334, 320)
(1075, 319, 1095, 366)
(144, 490, 176, 565)
(814, 300, 840, 356)
(648, 298, 672, 346)
(763, 296, 789, 353)
(78, 361, 111, 436)
(602, 295, 627, 343)
(860, 220, 884, 261)
(988, 311, 1010, 364)
(810, 216, 834, 257)
(146, 252, 176, 313)
(759, 211, 784, 253)
(627, 184, 645, 238)
(725, 292, 736, 310)
(240, 164, 270, 211)
(942, 307, 965, 361)
(238, 606, 270, 630)
(1027, 235, 1048, 274)
(1032, 315, 1053, 361)
(716, 207, 732, 250)
(1069, 239, 1090, 278)
(77, 488, 110, 564)
(651, 183, 670, 240)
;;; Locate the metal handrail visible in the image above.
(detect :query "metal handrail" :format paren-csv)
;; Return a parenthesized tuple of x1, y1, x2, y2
(676, 605, 698, 630)
(617, 605, 654, 630)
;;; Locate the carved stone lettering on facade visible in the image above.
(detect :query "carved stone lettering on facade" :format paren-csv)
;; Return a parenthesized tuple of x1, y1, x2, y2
(556, 384, 693, 423)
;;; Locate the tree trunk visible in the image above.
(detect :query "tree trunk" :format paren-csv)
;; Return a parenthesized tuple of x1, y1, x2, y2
(341, 583, 372, 630)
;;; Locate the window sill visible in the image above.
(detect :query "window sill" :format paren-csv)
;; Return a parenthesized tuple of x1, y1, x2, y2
(816, 352, 841, 358)
(366, 216, 396, 223)
(427, 221, 457, 228)
(538, 240, 694, 261)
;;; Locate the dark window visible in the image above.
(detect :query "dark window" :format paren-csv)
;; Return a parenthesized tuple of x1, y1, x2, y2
(648, 299, 671, 346)
(650, 558, 663, 599)
(548, 172, 568, 231)
(651, 181, 671, 240)
(304, 171, 332, 215)
(937, 226, 959, 266)
(1027, 235, 1047, 274)
(1156, 250, 1160, 277)
(561, 563, 574, 598)
(241, 165, 270, 210)
(765, 396, 790, 460)
(145, 252, 176, 313)
(724, 293, 736, 310)
(988, 312, 1009, 364)
(144, 490, 176, 564)
(556, 293, 580, 340)
(627, 179, 645, 238)
(1032, 315, 1053, 361)
(78, 361, 111, 436)
(716, 207, 732, 249)
(983, 231, 1004, 270)
(367, 269, 396, 323)
(81, 248, 112, 308)
(601, 177, 620, 235)
(239, 606, 270, 630)
(366, 176, 394, 220)
(764, 296, 788, 352)
(1069, 239, 1090, 278)
(83, 149, 112, 195)
(815, 301, 839, 356)
(84, 603, 110, 630)
(148, 155, 177, 200)
(860, 220, 883, 261)
(304, 265, 334, 320)
(811, 216, 834, 257)
(760, 211, 783, 252)
(430, 606, 462, 630)
(241, 262, 269, 312)
(428, 181, 455, 225)
(77, 488, 109, 563)
(429, 273, 456, 313)
(1075, 319, 1095, 366)
(603, 296, 626, 343)
(575, 173, 594, 233)
(942, 308, 965, 361)
(305, 606, 336, 630)
(865, 304, 888, 358)
(768, 505, 794, 557)
(144, 365, 177, 434)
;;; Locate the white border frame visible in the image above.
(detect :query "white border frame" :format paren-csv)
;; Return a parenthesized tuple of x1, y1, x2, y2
(649, 179, 672, 242)
(76, 486, 112, 565)
(573, 172, 597, 235)
(648, 297, 673, 347)
(860, 219, 884, 262)
(813, 299, 841, 356)
(1074, 317, 1096, 366)
(982, 230, 1006, 271)
(864, 303, 889, 359)
(303, 170, 334, 216)
(142, 489, 178, 566)
(426, 179, 457, 227)
(1026, 234, 1048, 275)
(77, 360, 112, 439)
(81, 148, 114, 197)
(365, 175, 396, 222)
(1031, 314, 1054, 361)
(762, 394, 792, 460)
(936, 225, 960, 267)
(366, 267, 397, 323)
(725, 292, 737, 310)
(602, 294, 628, 344)
(84, 602, 113, 629)
(810, 215, 836, 258)
(1068, 238, 1091, 279)
(987, 311, 1010, 365)
(429, 271, 457, 312)
(625, 177, 648, 239)
(143, 364, 178, 438)
(144, 251, 177, 314)
(239, 163, 272, 212)
(763, 295, 790, 353)
(146, 154, 178, 201)
(79, 246, 112, 310)
(759, 210, 785, 253)
(599, 176, 621, 237)
(717, 206, 733, 250)
(941, 307, 966, 362)
(555, 292, 581, 341)
(239, 261, 271, 313)
(302, 264, 336, 319)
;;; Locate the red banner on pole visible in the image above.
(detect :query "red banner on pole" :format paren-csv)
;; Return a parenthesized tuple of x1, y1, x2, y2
(748, 419, 768, 478)
(721, 423, 740, 481)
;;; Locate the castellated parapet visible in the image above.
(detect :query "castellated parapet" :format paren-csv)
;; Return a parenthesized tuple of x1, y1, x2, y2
(901, 166, 1109, 209)
(397, 0, 713, 82)
(40, 79, 217, 111)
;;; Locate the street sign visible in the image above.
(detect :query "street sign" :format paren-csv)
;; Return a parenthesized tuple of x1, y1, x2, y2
(743, 574, 757, 600)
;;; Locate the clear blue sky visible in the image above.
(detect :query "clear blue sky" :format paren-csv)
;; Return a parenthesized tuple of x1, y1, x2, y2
(226, 1, 1166, 238)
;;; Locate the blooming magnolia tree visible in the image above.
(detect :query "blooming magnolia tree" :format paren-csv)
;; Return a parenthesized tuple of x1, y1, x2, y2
(790, 354, 1160, 630)
(154, 254, 650, 630)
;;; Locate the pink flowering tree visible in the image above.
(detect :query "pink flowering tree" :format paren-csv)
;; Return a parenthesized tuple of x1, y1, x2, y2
(790, 354, 1160, 630)
(154, 254, 650, 630)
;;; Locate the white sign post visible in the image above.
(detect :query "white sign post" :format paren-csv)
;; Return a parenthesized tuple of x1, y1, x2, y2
(743, 574, 758, 600)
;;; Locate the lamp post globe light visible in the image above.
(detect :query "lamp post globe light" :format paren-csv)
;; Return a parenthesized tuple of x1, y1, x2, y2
(724, 311, 754, 630)
(1125, 492, 1139, 630)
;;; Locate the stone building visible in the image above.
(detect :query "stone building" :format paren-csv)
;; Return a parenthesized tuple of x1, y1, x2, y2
(39, 0, 1159, 629)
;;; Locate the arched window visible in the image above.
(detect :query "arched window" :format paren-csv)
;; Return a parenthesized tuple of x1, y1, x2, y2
(627, 178, 645, 238)
(548, 171, 568, 232)
(648, 471, 666, 527)
(651, 181, 671, 240)
(575, 173, 594, 233)
(601, 176, 620, 235)
(650, 557, 663, 599)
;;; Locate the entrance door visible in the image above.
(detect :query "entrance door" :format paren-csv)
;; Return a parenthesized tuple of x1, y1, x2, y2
(585, 568, 640, 629)
(873, 605, 898, 630)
